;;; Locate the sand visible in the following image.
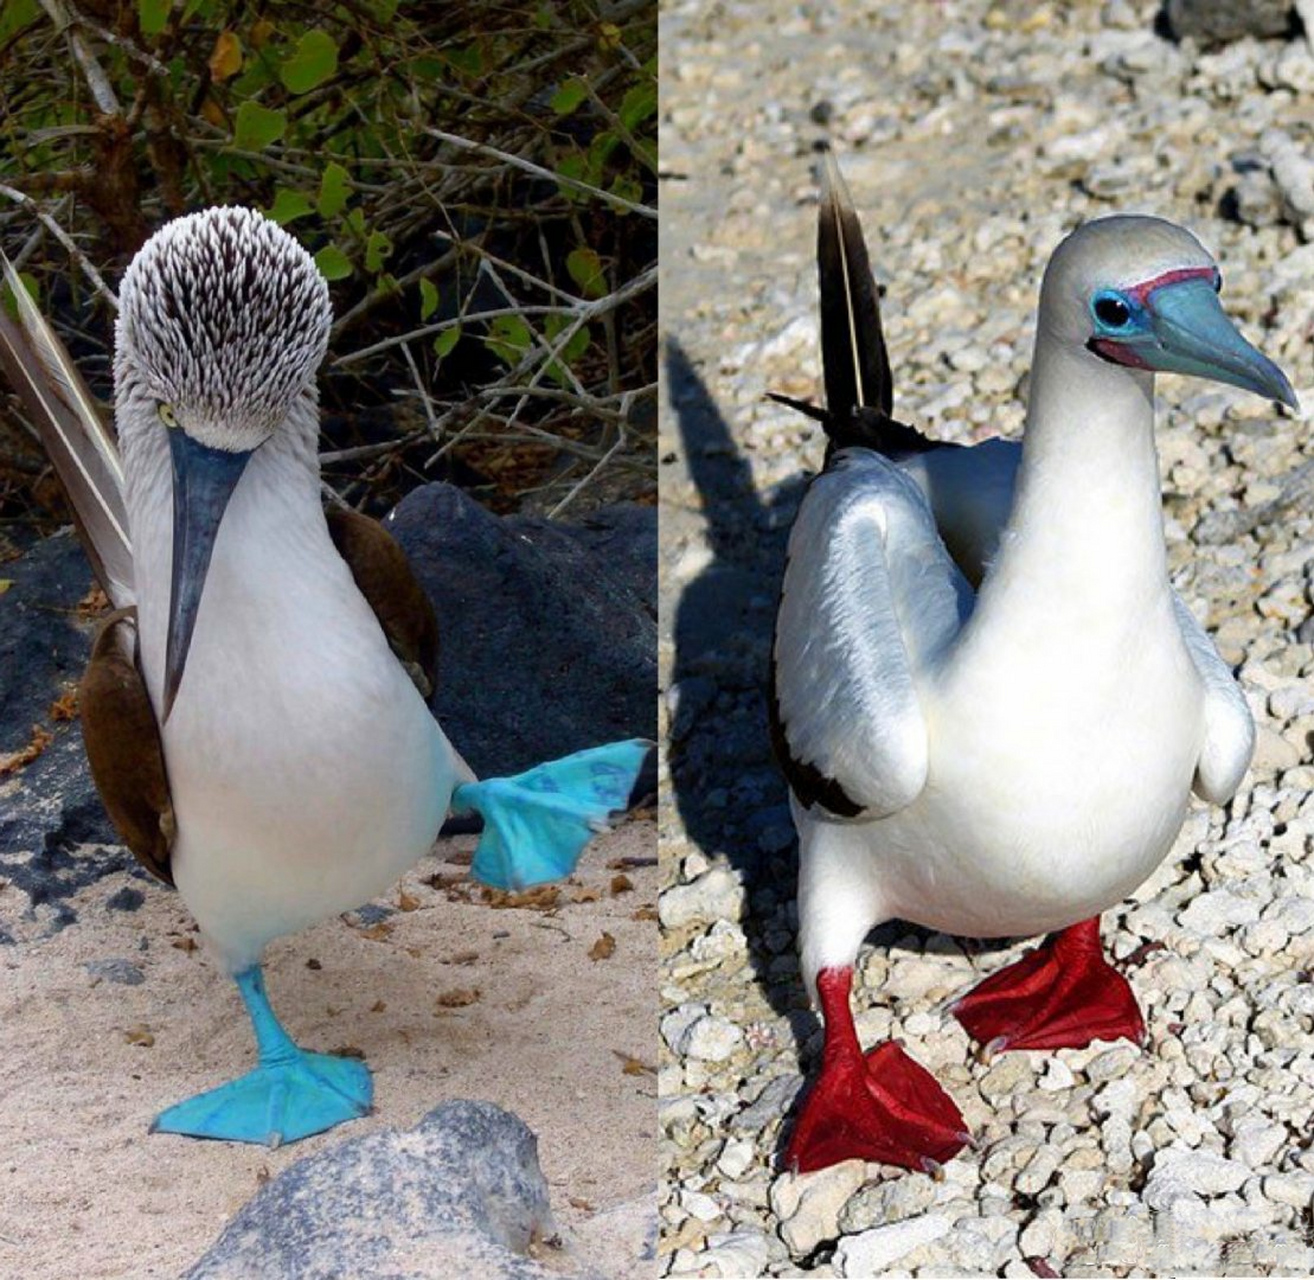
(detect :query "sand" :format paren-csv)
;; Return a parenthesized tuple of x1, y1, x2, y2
(0, 820, 656, 1279)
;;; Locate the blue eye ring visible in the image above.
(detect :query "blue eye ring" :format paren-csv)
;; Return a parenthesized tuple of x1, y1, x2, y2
(1091, 290, 1134, 330)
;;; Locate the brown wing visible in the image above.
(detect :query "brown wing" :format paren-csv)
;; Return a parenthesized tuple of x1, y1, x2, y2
(79, 609, 176, 884)
(326, 507, 439, 698)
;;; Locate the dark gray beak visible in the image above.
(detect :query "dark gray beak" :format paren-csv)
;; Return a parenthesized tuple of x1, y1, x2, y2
(164, 431, 253, 720)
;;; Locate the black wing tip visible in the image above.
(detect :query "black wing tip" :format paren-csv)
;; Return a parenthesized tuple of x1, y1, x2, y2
(767, 652, 863, 820)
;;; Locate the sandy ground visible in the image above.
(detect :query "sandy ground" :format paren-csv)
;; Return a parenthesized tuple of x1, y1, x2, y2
(0, 819, 656, 1279)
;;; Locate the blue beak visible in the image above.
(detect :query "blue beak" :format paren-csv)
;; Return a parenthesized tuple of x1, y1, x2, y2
(164, 431, 253, 720)
(1143, 277, 1298, 411)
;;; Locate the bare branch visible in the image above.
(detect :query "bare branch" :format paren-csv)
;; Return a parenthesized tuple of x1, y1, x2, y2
(426, 128, 656, 220)
(0, 183, 117, 306)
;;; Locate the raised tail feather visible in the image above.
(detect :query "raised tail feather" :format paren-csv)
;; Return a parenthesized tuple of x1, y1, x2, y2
(768, 147, 935, 460)
(0, 253, 133, 606)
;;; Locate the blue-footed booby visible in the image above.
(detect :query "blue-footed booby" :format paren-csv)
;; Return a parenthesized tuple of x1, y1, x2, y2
(0, 207, 650, 1146)
(769, 153, 1298, 1174)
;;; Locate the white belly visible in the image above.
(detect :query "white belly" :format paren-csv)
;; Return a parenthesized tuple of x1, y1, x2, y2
(797, 603, 1206, 975)
(129, 444, 454, 972)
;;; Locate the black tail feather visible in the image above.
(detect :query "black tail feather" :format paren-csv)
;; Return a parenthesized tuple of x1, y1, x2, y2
(819, 147, 892, 423)
(770, 147, 938, 461)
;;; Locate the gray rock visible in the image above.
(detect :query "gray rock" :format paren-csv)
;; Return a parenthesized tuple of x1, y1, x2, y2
(187, 1100, 566, 1280)
(84, 958, 145, 986)
(731, 1073, 804, 1135)
(388, 483, 656, 778)
(0, 529, 133, 935)
(1163, 0, 1296, 43)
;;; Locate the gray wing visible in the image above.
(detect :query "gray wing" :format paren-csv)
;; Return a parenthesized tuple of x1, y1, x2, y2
(771, 449, 972, 818)
(1171, 595, 1255, 803)
(897, 437, 1021, 586)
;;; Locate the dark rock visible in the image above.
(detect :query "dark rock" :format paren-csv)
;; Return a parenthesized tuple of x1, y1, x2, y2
(1161, 0, 1296, 42)
(387, 484, 656, 777)
(84, 958, 145, 985)
(0, 527, 127, 932)
(186, 1100, 576, 1280)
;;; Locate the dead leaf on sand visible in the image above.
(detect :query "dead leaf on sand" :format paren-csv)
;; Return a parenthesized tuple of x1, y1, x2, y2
(613, 1050, 655, 1076)
(435, 987, 480, 1009)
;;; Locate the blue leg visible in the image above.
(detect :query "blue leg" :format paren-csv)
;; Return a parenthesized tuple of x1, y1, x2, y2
(453, 739, 653, 891)
(152, 965, 372, 1147)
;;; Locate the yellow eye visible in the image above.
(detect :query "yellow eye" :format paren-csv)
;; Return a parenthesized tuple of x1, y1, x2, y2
(157, 403, 179, 429)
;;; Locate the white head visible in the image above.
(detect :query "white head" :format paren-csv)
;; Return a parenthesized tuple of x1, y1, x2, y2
(1037, 215, 1295, 408)
(115, 206, 330, 452)
(114, 208, 332, 717)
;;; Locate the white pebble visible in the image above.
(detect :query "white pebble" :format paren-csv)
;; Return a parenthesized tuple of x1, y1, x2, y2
(835, 1213, 952, 1276)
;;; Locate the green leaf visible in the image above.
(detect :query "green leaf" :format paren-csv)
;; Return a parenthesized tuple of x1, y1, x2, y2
(1, 270, 38, 321)
(345, 208, 366, 235)
(555, 152, 587, 203)
(550, 78, 588, 116)
(266, 188, 314, 225)
(280, 29, 339, 95)
(619, 82, 657, 133)
(546, 314, 589, 356)
(566, 248, 606, 299)
(138, 0, 170, 36)
(232, 101, 286, 151)
(610, 172, 643, 206)
(366, 0, 400, 18)
(419, 278, 439, 321)
(314, 245, 352, 281)
(364, 229, 393, 275)
(433, 325, 461, 358)
(484, 315, 532, 366)
(318, 162, 351, 218)
(587, 131, 620, 183)
(544, 315, 590, 385)
(443, 43, 484, 77)
(0, 0, 40, 43)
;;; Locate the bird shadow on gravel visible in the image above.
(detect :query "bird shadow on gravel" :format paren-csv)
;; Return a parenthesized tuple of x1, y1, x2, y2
(666, 340, 927, 1164)
(666, 337, 1017, 1165)
(665, 339, 820, 1054)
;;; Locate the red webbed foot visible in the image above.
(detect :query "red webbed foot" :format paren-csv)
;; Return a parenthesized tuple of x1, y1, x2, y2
(785, 967, 970, 1174)
(950, 917, 1145, 1053)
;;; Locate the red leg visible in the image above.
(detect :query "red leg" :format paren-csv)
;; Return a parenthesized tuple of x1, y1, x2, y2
(785, 967, 970, 1174)
(950, 917, 1145, 1053)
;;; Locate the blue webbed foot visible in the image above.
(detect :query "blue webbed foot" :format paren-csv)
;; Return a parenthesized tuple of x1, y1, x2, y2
(454, 739, 653, 890)
(152, 965, 372, 1147)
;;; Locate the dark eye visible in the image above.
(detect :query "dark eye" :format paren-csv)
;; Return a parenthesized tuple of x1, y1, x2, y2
(1213, 270, 1222, 293)
(1093, 295, 1131, 327)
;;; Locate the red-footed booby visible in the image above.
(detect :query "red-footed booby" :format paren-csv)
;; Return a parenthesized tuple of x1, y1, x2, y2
(0, 208, 650, 1146)
(769, 153, 1298, 1175)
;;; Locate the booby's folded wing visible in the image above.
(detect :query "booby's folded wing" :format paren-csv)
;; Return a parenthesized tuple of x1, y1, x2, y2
(898, 437, 1021, 587)
(326, 507, 439, 698)
(771, 449, 972, 818)
(79, 610, 175, 884)
(1171, 594, 1255, 803)
(0, 254, 133, 607)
